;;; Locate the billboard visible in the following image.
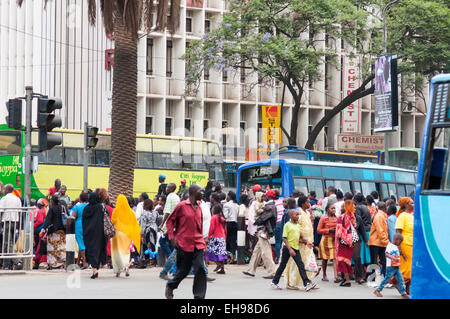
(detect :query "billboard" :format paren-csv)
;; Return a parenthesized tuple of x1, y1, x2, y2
(341, 55, 361, 134)
(374, 54, 399, 132)
(261, 105, 282, 146)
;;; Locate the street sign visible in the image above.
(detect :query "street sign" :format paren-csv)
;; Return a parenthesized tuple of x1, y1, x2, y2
(341, 55, 361, 134)
(335, 133, 384, 153)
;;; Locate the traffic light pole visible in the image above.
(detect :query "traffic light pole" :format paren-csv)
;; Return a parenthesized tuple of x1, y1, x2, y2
(83, 122, 88, 192)
(24, 86, 33, 207)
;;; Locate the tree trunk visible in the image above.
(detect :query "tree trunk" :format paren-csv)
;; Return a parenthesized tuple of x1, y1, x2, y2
(108, 19, 138, 202)
(304, 74, 375, 150)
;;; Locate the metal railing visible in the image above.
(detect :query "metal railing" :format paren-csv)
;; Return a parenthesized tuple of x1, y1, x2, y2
(0, 207, 35, 270)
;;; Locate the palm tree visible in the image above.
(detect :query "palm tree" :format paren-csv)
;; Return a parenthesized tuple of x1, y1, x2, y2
(19, 0, 181, 202)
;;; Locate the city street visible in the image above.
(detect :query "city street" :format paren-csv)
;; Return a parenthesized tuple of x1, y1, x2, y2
(0, 264, 402, 299)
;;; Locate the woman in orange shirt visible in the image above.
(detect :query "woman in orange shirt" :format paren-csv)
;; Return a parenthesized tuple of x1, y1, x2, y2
(317, 203, 338, 282)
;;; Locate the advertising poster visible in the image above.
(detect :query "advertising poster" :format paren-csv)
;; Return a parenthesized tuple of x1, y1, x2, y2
(341, 55, 361, 134)
(374, 54, 399, 132)
(261, 105, 282, 146)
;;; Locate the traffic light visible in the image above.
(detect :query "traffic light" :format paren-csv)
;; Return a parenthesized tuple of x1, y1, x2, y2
(37, 97, 62, 152)
(85, 125, 98, 150)
(5, 99, 22, 130)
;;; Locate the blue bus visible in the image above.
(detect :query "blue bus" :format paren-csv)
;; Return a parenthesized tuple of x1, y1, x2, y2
(270, 146, 378, 164)
(413, 74, 450, 298)
(236, 158, 416, 202)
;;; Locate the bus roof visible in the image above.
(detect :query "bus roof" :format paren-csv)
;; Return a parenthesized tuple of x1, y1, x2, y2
(431, 73, 450, 83)
(238, 158, 417, 173)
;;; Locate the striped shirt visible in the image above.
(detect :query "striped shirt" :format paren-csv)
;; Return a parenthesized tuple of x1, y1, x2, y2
(275, 198, 285, 223)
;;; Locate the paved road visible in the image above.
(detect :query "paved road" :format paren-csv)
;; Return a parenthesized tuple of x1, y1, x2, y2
(0, 264, 402, 299)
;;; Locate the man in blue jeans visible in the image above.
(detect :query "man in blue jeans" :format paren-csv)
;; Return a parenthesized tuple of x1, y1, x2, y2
(274, 196, 288, 264)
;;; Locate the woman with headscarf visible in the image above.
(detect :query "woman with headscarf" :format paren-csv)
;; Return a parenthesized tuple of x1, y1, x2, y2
(111, 194, 141, 277)
(97, 188, 114, 268)
(82, 192, 108, 279)
(395, 197, 414, 294)
(335, 199, 357, 287)
(40, 195, 66, 270)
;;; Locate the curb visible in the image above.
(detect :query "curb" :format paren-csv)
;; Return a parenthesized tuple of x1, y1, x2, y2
(0, 271, 26, 276)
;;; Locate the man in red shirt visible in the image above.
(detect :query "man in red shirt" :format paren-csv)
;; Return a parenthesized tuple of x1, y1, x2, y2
(165, 184, 207, 299)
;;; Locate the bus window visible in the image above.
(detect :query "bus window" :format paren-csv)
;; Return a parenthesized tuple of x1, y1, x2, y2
(397, 184, 407, 198)
(293, 178, 308, 195)
(388, 183, 397, 198)
(325, 180, 350, 193)
(395, 171, 415, 184)
(381, 183, 389, 199)
(381, 171, 395, 182)
(45, 147, 63, 164)
(240, 165, 282, 194)
(361, 182, 376, 197)
(307, 179, 324, 199)
(136, 152, 153, 168)
(423, 127, 450, 190)
(353, 182, 362, 194)
(291, 165, 321, 177)
(405, 184, 415, 198)
(192, 155, 206, 170)
(322, 167, 351, 179)
(0, 130, 21, 155)
(352, 169, 380, 181)
(209, 163, 225, 186)
(95, 150, 110, 166)
(64, 148, 83, 165)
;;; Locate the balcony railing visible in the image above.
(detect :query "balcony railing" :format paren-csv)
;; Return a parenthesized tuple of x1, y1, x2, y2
(222, 83, 239, 100)
(146, 77, 164, 95)
(241, 84, 256, 101)
(205, 82, 221, 99)
(258, 85, 273, 103)
(166, 78, 184, 96)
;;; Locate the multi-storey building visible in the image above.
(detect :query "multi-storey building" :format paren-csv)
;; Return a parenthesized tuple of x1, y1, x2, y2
(0, 0, 426, 159)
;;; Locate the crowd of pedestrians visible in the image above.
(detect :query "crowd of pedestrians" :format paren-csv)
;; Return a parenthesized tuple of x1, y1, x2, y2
(0, 176, 414, 299)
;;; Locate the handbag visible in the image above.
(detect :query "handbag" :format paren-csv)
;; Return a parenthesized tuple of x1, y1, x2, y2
(61, 206, 67, 227)
(339, 215, 359, 246)
(305, 249, 319, 272)
(103, 204, 116, 239)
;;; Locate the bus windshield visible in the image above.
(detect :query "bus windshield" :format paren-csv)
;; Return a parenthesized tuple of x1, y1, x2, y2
(380, 150, 419, 171)
(240, 165, 283, 194)
(0, 131, 21, 156)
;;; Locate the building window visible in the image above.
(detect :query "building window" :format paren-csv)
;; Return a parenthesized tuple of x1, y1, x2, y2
(222, 69, 228, 82)
(222, 121, 228, 146)
(145, 117, 153, 134)
(204, 67, 210, 80)
(166, 118, 173, 136)
(186, 17, 193, 33)
(325, 56, 329, 90)
(185, 119, 191, 136)
(166, 40, 173, 77)
(205, 19, 211, 33)
(240, 121, 246, 147)
(240, 63, 246, 83)
(146, 38, 153, 75)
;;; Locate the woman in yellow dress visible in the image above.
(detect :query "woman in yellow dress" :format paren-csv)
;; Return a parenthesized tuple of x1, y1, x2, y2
(395, 197, 414, 295)
(111, 194, 141, 277)
(285, 195, 320, 289)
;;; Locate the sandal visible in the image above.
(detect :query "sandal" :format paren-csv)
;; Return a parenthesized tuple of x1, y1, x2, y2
(90, 271, 99, 279)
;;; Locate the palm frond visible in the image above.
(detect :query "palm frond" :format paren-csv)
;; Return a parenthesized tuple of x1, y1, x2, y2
(155, 0, 169, 31)
(143, 0, 153, 32)
(168, 0, 181, 34)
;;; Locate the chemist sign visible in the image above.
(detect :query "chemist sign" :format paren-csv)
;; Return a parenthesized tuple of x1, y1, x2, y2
(335, 134, 384, 152)
(341, 55, 361, 134)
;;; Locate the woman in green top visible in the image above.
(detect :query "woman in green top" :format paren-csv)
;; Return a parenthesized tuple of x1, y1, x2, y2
(270, 209, 316, 292)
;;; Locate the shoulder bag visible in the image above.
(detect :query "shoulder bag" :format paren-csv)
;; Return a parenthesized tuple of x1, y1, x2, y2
(102, 204, 116, 239)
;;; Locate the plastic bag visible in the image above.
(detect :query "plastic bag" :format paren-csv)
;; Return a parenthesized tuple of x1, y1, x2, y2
(305, 250, 318, 272)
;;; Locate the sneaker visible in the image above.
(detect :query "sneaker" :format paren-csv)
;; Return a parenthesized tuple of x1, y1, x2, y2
(386, 283, 393, 288)
(242, 271, 255, 277)
(270, 282, 282, 290)
(165, 285, 174, 299)
(374, 290, 383, 297)
(160, 273, 170, 280)
(263, 275, 274, 279)
(206, 276, 216, 282)
(305, 282, 317, 292)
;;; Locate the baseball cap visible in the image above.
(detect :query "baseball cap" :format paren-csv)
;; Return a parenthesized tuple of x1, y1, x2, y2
(251, 184, 262, 192)
(181, 179, 187, 183)
(265, 190, 276, 198)
(159, 174, 166, 180)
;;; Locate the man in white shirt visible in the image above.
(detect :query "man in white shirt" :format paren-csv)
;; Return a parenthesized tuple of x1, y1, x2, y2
(0, 184, 22, 270)
(334, 190, 345, 217)
(135, 192, 149, 221)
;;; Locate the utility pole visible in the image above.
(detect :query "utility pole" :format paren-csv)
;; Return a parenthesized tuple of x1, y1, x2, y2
(83, 122, 89, 192)
(382, 0, 398, 166)
(24, 86, 33, 207)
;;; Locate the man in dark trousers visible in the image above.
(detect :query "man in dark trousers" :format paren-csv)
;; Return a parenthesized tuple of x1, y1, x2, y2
(165, 184, 206, 299)
(157, 174, 168, 197)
